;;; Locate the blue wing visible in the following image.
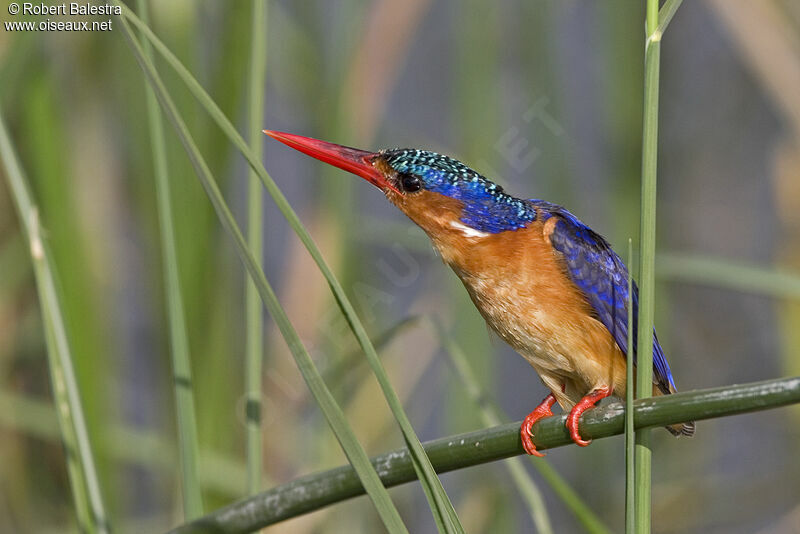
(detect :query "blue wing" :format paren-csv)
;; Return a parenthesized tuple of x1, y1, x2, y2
(530, 200, 676, 394)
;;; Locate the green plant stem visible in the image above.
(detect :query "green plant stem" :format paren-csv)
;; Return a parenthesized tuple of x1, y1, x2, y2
(116, 16, 408, 533)
(169, 376, 800, 534)
(136, 0, 203, 518)
(635, 0, 662, 531)
(245, 0, 268, 497)
(116, 6, 463, 532)
(0, 111, 109, 533)
(625, 239, 635, 534)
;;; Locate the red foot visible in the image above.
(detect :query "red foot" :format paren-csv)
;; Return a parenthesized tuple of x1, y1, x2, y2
(521, 393, 557, 456)
(566, 386, 613, 446)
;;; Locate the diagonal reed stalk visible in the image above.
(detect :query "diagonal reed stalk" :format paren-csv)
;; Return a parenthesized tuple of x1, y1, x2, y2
(245, 0, 268, 497)
(117, 15, 409, 533)
(116, 5, 464, 532)
(170, 376, 800, 533)
(636, 1, 682, 532)
(136, 0, 204, 518)
(625, 239, 635, 533)
(436, 321, 614, 534)
(0, 111, 109, 533)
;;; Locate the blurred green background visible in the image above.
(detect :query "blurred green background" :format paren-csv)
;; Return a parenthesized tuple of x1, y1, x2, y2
(2, 1, 800, 532)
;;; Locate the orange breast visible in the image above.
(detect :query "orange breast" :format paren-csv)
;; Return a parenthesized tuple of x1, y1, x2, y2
(389, 191, 629, 407)
(430, 217, 628, 408)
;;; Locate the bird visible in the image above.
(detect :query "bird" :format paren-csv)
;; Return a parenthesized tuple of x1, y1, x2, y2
(263, 130, 695, 456)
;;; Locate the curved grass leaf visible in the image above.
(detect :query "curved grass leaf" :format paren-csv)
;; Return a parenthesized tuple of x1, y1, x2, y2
(658, 0, 684, 35)
(117, 16, 408, 534)
(116, 5, 463, 532)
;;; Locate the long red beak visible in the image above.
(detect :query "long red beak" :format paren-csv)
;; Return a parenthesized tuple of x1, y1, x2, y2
(263, 130, 398, 193)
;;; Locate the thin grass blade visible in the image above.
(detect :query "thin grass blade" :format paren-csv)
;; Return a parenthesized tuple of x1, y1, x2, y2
(0, 111, 110, 534)
(136, 0, 204, 518)
(657, 0, 684, 35)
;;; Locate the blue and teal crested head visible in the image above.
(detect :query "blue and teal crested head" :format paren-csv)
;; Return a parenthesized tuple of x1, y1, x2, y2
(262, 130, 537, 236)
(380, 148, 536, 233)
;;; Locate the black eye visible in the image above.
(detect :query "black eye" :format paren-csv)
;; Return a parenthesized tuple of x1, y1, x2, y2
(399, 173, 422, 193)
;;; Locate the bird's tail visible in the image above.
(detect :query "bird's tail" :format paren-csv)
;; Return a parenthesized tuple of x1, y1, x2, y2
(652, 383, 696, 437)
(665, 420, 696, 437)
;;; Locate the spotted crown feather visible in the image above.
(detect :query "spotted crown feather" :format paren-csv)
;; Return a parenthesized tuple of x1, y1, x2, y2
(382, 148, 537, 234)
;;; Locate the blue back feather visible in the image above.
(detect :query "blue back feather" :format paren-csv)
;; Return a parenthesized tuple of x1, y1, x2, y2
(530, 200, 676, 393)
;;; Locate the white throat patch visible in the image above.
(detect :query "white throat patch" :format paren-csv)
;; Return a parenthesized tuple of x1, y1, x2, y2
(449, 220, 490, 238)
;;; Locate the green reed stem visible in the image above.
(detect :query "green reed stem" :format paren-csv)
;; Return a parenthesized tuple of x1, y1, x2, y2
(136, 0, 204, 518)
(635, 1, 662, 531)
(245, 0, 268, 497)
(170, 376, 800, 533)
(635, 3, 685, 532)
(0, 110, 109, 534)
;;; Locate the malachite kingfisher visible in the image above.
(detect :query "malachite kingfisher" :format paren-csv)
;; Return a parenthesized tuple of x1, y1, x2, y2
(263, 130, 695, 456)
